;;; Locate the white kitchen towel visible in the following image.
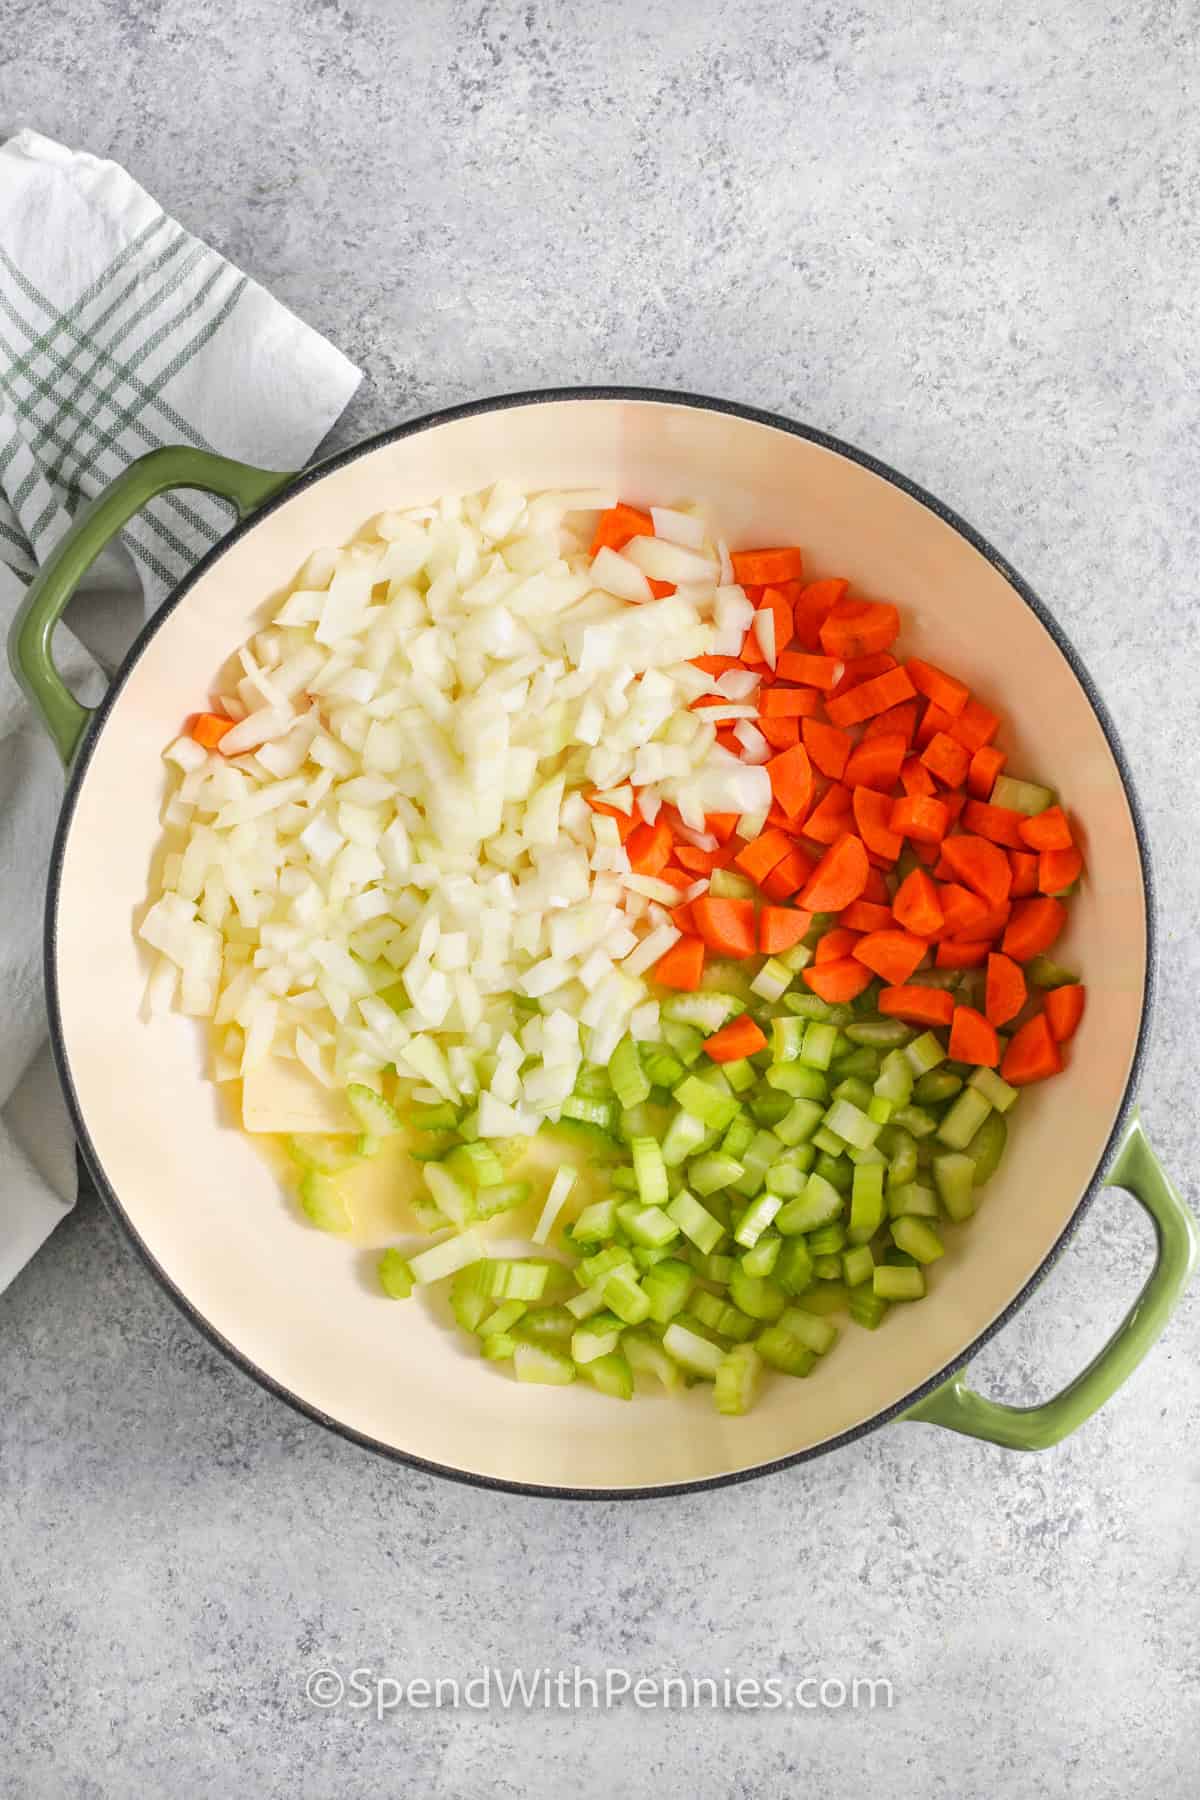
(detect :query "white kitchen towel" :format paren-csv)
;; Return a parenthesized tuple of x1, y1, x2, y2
(0, 129, 361, 1292)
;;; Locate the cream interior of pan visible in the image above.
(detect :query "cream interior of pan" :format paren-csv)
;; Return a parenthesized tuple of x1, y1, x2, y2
(53, 399, 1146, 1491)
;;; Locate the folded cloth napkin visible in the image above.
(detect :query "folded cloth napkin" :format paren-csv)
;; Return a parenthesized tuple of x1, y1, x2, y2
(0, 129, 361, 1292)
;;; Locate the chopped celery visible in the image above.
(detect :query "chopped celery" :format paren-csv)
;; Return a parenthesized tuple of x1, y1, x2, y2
(641, 1047, 686, 1090)
(811, 1125, 846, 1157)
(579, 1245, 632, 1289)
(766, 1062, 828, 1099)
(848, 1288, 888, 1329)
(409, 1102, 460, 1132)
(844, 1019, 913, 1047)
(662, 991, 745, 1032)
(773, 1097, 825, 1146)
(566, 1285, 608, 1321)
(531, 1167, 576, 1246)
(991, 774, 1054, 815)
(691, 1249, 737, 1285)
(937, 1087, 993, 1150)
(672, 1074, 740, 1132)
(783, 993, 832, 1021)
(914, 1070, 963, 1106)
(904, 1031, 947, 1077)
(624, 1328, 682, 1390)
(633, 1244, 674, 1271)
(771, 1016, 808, 1062)
(408, 1191, 451, 1233)
(848, 1162, 885, 1243)
(874, 1049, 914, 1106)
(517, 1304, 573, 1342)
(513, 1342, 576, 1385)
(486, 1258, 555, 1301)
(481, 1333, 517, 1361)
(778, 940, 814, 973)
(298, 1170, 352, 1234)
(842, 1244, 875, 1288)
(763, 1161, 806, 1198)
(688, 1152, 745, 1195)
(662, 1018, 706, 1064)
(748, 1090, 793, 1128)
(610, 1165, 640, 1193)
(812, 1254, 842, 1279)
(571, 1310, 624, 1364)
(776, 1173, 843, 1235)
(474, 1179, 531, 1221)
(815, 1151, 853, 1192)
(890, 1104, 938, 1139)
(377, 1248, 414, 1298)
(740, 1234, 781, 1279)
(831, 1075, 874, 1109)
(609, 1036, 651, 1109)
(708, 868, 757, 900)
(714, 1343, 763, 1414)
(823, 1098, 881, 1151)
(776, 1237, 815, 1295)
(794, 1282, 849, 1315)
(933, 1151, 978, 1220)
(1026, 955, 1079, 990)
(968, 1066, 1018, 1113)
(750, 957, 793, 1003)
(722, 1057, 759, 1095)
(574, 1063, 614, 1101)
(873, 1264, 926, 1302)
(618, 1202, 681, 1249)
(662, 1109, 712, 1170)
(666, 1189, 725, 1254)
(800, 1022, 839, 1069)
(880, 1125, 918, 1185)
(478, 1300, 528, 1340)
(559, 1093, 615, 1133)
(287, 1134, 361, 1175)
(721, 1115, 756, 1160)
(572, 1198, 619, 1243)
(631, 1136, 669, 1206)
(581, 1351, 634, 1400)
(663, 1322, 725, 1378)
(755, 1323, 818, 1376)
(423, 1161, 474, 1226)
(888, 1181, 939, 1219)
(778, 1305, 838, 1356)
(730, 1129, 783, 1198)
(601, 1263, 651, 1325)
(445, 1141, 506, 1188)
(867, 1095, 894, 1126)
(891, 1216, 945, 1263)
(450, 1262, 493, 1332)
(966, 1110, 1008, 1186)
(642, 1258, 693, 1323)
(807, 1222, 847, 1257)
(733, 1190, 783, 1249)
(727, 1267, 787, 1321)
(829, 1047, 881, 1081)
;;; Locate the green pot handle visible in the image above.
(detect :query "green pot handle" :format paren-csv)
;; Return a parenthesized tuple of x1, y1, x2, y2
(7, 445, 293, 765)
(905, 1116, 1197, 1449)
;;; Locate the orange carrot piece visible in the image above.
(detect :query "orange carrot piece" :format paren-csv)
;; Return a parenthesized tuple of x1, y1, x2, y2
(936, 883, 990, 938)
(590, 502, 653, 556)
(939, 834, 1012, 905)
(815, 926, 862, 965)
(1002, 896, 1067, 962)
(889, 795, 950, 846)
(765, 744, 814, 822)
(762, 686, 822, 718)
(715, 728, 742, 755)
(949, 697, 1000, 753)
(915, 700, 955, 750)
(852, 929, 928, 985)
(760, 587, 795, 659)
(691, 654, 745, 676)
(863, 699, 918, 746)
(900, 756, 937, 799)
(1001, 1013, 1063, 1085)
(936, 939, 991, 969)
(655, 866, 694, 891)
(862, 866, 891, 905)
(942, 791, 967, 827)
(653, 935, 706, 990)
(892, 868, 945, 937)
(775, 651, 843, 691)
(804, 783, 854, 845)
(627, 818, 674, 876)
(985, 952, 1027, 1026)
(731, 547, 804, 587)
(844, 733, 907, 793)
(828, 652, 899, 703)
(1018, 805, 1074, 851)
(877, 984, 955, 1027)
(789, 577, 847, 651)
(706, 813, 740, 844)
(1008, 850, 1038, 897)
(920, 732, 971, 789)
(949, 1005, 1000, 1067)
(1045, 983, 1086, 1043)
(967, 744, 1007, 800)
(961, 800, 1026, 850)
(1039, 845, 1083, 894)
(839, 899, 894, 932)
(959, 900, 1011, 941)
(759, 906, 813, 954)
(826, 665, 917, 729)
(852, 786, 904, 860)
(702, 1014, 769, 1063)
(734, 828, 794, 885)
(799, 832, 870, 913)
(819, 600, 900, 660)
(803, 957, 875, 1003)
(738, 624, 767, 667)
(190, 712, 235, 749)
(673, 845, 717, 876)
(761, 845, 816, 901)
(692, 895, 758, 958)
(758, 717, 803, 750)
(906, 658, 969, 717)
(586, 793, 639, 842)
(802, 717, 852, 779)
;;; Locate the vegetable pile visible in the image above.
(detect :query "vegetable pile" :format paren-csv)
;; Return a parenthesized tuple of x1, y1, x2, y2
(144, 488, 1087, 1413)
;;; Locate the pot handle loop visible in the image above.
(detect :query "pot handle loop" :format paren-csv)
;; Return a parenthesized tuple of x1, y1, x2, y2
(7, 446, 293, 765)
(904, 1116, 1197, 1449)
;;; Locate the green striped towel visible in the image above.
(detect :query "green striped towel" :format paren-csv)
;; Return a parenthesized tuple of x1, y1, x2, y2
(0, 129, 360, 1290)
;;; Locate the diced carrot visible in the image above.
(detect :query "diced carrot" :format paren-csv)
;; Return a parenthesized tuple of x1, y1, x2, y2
(765, 743, 813, 821)
(706, 813, 740, 844)
(759, 587, 795, 659)
(826, 665, 917, 728)
(715, 728, 742, 755)
(839, 899, 894, 932)
(703, 1014, 769, 1062)
(767, 803, 806, 833)
(801, 718, 851, 779)
(802, 958, 875, 1003)
(1039, 845, 1083, 894)
(959, 900, 1011, 941)
(731, 547, 804, 587)
(671, 900, 696, 933)
(798, 784, 849, 845)
(985, 952, 1027, 1027)
(863, 699, 918, 746)
(911, 840, 940, 867)
(920, 732, 971, 789)
(586, 793, 639, 842)
(877, 984, 956, 1027)
(950, 698, 1000, 753)
(692, 896, 758, 958)
(1017, 805, 1073, 851)
(791, 578, 848, 652)
(1002, 896, 1067, 962)
(798, 832, 870, 912)
(742, 585, 765, 605)
(776, 651, 843, 690)
(942, 790, 967, 827)
(762, 686, 822, 718)
(815, 926, 862, 964)
(844, 733, 907, 792)
(590, 502, 653, 556)
(852, 929, 928, 985)
(892, 867, 944, 937)
(761, 845, 816, 900)
(627, 818, 673, 876)
(915, 700, 955, 750)
(739, 625, 767, 668)
(900, 756, 937, 798)
(961, 800, 1026, 850)
(939, 834, 1012, 905)
(655, 866, 693, 891)
(1045, 982, 1086, 1043)
(691, 655, 744, 676)
(852, 786, 904, 860)
(190, 712, 235, 749)
(889, 795, 950, 845)
(675, 845, 720, 875)
(906, 658, 969, 717)
(862, 866, 891, 904)
(759, 906, 813, 954)
(1008, 850, 1039, 897)
(819, 600, 900, 660)
(936, 939, 991, 969)
(949, 1005, 1000, 1067)
(647, 578, 676, 599)
(653, 935, 706, 990)
(828, 652, 899, 701)
(1001, 1013, 1063, 1085)
(758, 717, 803, 750)
(734, 828, 794, 885)
(967, 744, 1007, 800)
(937, 883, 990, 938)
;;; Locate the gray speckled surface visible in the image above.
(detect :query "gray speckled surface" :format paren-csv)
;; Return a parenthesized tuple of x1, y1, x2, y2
(2, 2, 1198, 1794)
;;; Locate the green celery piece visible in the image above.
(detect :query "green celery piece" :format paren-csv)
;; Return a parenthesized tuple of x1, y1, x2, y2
(609, 1036, 651, 1109)
(748, 1090, 794, 1127)
(750, 956, 794, 1003)
(904, 1031, 947, 1076)
(867, 1095, 894, 1126)
(486, 1258, 556, 1302)
(966, 1111, 1008, 1186)
(763, 1161, 806, 1199)
(633, 1245, 674, 1271)
(513, 1342, 576, 1385)
(740, 1234, 781, 1279)
(689, 1289, 727, 1334)
(481, 1332, 517, 1362)
(933, 1152, 978, 1221)
(579, 1244, 634, 1288)
(688, 1152, 745, 1196)
(914, 1069, 963, 1106)
(778, 1304, 838, 1356)
(478, 1300, 528, 1340)
(775, 1173, 843, 1236)
(714, 1344, 763, 1415)
(755, 1324, 818, 1376)
(766, 1062, 828, 1099)
(408, 1191, 451, 1232)
(571, 1309, 624, 1364)
(729, 1129, 783, 1198)
(581, 1351, 634, 1400)
(661, 1018, 706, 1064)
(661, 992, 745, 1033)
(572, 1198, 619, 1244)
(771, 1015, 808, 1062)
(811, 1125, 846, 1157)
(814, 1151, 853, 1192)
(445, 1140, 506, 1188)
(347, 1083, 405, 1143)
(673, 1074, 740, 1132)
(772, 1097, 825, 1147)
(812, 1254, 842, 1279)
(377, 1248, 414, 1298)
(888, 1181, 939, 1220)
(298, 1171, 352, 1234)
(423, 1161, 475, 1227)
(794, 1282, 849, 1316)
(565, 1285, 608, 1321)
(873, 1264, 927, 1302)
(829, 1048, 880, 1081)
(733, 1190, 783, 1249)
(874, 1048, 914, 1106)
(722, 1057, 759, 1095)
(721, 1115, 756, 1160)
(473, 1180, 531, 1222)
(844, 1019, 913, 1048)
(623, 1328, 682, 1390)
(574, 1062, 614, 1100)
(776, 1237, 815, 1295)
(800, 1022, 839, 1070)
(663, 1322, 724, 1379)
(631, 1136, 669, 1205)
(665, 1189, 725, 1254)
(515, 1305, 573, 1343)
(610, 1165, 640, 1193)
(560, 1093, 615, 1133)
(823, 1097, 881, 1151)
(831, 1075, 874, 1110)
(891, 1216, 945, 1264)
(968, 1066, 1019, 1113)
(937, 1087, 993, 1150)
(618, 1202, 681, 1249)
(408, 1102, 460, 1132)
(778, 941, 814, 973)
(727, 1267, 787, 1321)
(708, 867, 757, 900)
(641, 1047, 686, 1091)
(890, 1103, 938, 1140)
(640, 1258, 694, 1324)
(601, 1264, 651, 1325)
(842, 1244, 875, 1288)
(691, 1250, 736, 1285)
(287, 1134, 361, 1175)
(1026, 955, 1079, 990)
(848, 1288, 889, 1329)
(848, 1162, 885, 1244)
(991, 775, 1054, 815)
(807, 1222, 847, 1256)
(449, 1262, 493, 1333)
(880, 1125, 918, 1186)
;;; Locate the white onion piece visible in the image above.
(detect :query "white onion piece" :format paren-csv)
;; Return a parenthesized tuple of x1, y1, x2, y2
(650, 506, 706, 548)
(589, 546, 654, 604)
